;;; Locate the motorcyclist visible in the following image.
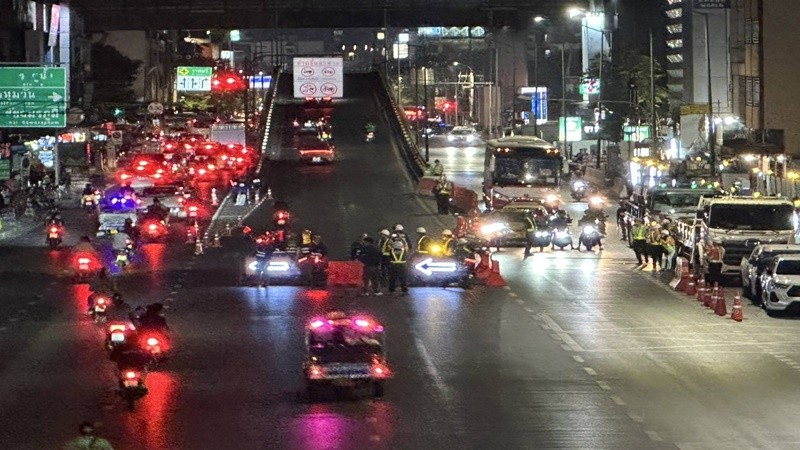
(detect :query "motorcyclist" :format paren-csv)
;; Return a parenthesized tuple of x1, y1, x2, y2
(549, 210, 571, 229)
(74, 235, 101, 271)
(308, 234, 329, 258)
(63, 421, 115, 450)
(106, 293, 133, 324)
(136, 303, 169, 332)
(144, 198, 168, 222)
(123, 218, 139, 244)
(88, 268, 118, 313)
(415, 227, 433, 254)
(81, 183, 94, 197)
(112, 230, 133, 262)
(365, 122, 377, 133)
(47, 208, 64, 227)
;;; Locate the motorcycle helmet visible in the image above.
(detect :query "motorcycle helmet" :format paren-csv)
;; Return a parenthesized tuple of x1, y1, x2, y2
(380, 229, 391, 237)
(662, 230, 670, 236)
(442, 229, 453, 237)
(416, 227, 426, 234)
(124, 218, 133, 225)
(152, 198, 161, 205)
(394, 224, 404, 231)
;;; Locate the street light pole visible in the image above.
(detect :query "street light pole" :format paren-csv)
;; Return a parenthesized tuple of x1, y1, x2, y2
(596, 29, 604, 169)
(702, 12, 716, 177)
(561, 44, 568, 156)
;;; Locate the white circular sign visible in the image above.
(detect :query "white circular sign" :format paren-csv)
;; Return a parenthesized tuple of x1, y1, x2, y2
(147, 102, 164, 115)
(299, 83, 317, 96)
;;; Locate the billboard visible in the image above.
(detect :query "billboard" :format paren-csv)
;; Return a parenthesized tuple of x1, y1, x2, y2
(520, 87, 547, 124)
(293, 57, 344, 99)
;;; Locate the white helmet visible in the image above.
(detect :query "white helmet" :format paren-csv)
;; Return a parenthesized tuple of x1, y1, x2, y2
(380, 229, 390, 237)
(442, 229, 453, 237)
(391, 240, 405, 250)
(394, 224, 404, 231)
(416, 227, 426, 234)
(457, 238, 468, 245)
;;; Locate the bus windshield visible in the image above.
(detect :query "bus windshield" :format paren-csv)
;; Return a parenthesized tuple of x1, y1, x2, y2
(491, 148, 561, 186)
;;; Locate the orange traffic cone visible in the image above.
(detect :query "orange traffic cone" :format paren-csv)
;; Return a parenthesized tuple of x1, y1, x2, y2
(731, 295, 744, 322)
(685, 281, 697, 296)
(185, 227, 195, 244)
(697, 286, 706, 303)
(485, 259, 507, 287)
(704, 288, 715, 308)
(714, 288, 728, 316)
(194, 238, 204, 255)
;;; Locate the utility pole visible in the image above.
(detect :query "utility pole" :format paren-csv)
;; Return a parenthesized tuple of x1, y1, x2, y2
(596, 29, 604, 169)
(649, 30, 657, 155)
(533, 37, 539, 137)
(561, 44, 568, 156)
(704, 12, 716, 177)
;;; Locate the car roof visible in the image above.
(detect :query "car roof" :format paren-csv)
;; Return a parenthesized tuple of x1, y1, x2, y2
(773, 254, 800, 261)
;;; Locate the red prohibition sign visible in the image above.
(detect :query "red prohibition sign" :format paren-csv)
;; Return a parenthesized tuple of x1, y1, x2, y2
(299, 83, 317, 95)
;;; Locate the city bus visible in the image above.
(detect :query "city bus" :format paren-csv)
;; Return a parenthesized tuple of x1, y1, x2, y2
(483, 136, 564, 210)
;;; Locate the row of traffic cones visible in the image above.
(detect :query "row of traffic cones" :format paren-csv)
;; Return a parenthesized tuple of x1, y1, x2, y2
(691, 279, 744, 322)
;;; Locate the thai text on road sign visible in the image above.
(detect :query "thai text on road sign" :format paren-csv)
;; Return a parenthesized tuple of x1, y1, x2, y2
(176, 66, 212, 92)
(0, 67, 67, 128)
(293, 57, 343, 99)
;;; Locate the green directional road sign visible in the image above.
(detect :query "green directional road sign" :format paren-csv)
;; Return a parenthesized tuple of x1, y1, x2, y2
(0, 67, 67, 128)
(176, 66, 213, 92)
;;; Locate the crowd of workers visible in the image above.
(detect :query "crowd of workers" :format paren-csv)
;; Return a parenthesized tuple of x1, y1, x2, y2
(616, 202, 678, 272)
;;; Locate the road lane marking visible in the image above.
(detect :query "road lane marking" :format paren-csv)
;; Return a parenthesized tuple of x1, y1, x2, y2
(573, 355, 584, 363)
(27, 301, 36, 306)
(645, 430, 663, 442)
(508, 292, 518, 297)
(583, 367, 597, 376)
(550, 333, 563, 341)
(412, 336, 454, 405)
(627, 412, 644, 423)
(503, 286, 511, 290)
(17, 309, 26, 314)
(611, 395, 626, 406)
(524, 307, 534, 314)
(597, 381, 611, 390)
(538, 313, 584, 352)
(165, 298, 175, 302)
(515, 298, 524, 305)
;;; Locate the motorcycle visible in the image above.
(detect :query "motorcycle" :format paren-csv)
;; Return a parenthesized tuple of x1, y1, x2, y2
(82, 190, 101, 212)
(106, 321, 135, 351)
(89, 294, 111, 323)
(141, 220, 168, 243)
(46, 223, 63, 248)
(298, 252, 328, 287)
(73, 256, 97, 284)
(365, 131, 375, 143)
(570, 180, 597, 201)
(578, 223, 604, 251)
(115, 248, 131, 269)
(531, 229, 553, 253)
(118, 368, 148, 410)
(551, 227, 574, 250)
(139, 333, 169, 364)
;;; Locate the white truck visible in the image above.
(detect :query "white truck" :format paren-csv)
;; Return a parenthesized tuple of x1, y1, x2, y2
(677, 197, 797, 279)
(210, 122, 246, 147)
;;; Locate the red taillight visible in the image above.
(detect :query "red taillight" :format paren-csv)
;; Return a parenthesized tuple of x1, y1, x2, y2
(125, 371, 138, 379)
(146, 337, 159, 346)
(371, 363, 391, 379)
(50, 227, 58, 233)
(198, 169, 206, 175)
(188, 206, 198, 212)
(308, 364, 325, 380)
(96, 298, 106, 305)
(120, 173, 130, 180)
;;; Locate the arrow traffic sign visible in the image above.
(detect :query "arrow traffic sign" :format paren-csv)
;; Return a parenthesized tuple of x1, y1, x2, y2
(0, 67, 67, 128)
(414, 258, 458, 276)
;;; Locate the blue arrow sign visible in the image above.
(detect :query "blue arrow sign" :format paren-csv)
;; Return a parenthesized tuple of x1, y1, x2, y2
(414, 257, 458, 276)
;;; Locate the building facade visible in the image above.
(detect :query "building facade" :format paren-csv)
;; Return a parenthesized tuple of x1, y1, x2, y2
(731, 0, 800, 155)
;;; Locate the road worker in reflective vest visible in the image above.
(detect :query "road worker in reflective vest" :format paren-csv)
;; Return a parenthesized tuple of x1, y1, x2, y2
(387, 239, 409, 295)
(415, 227, 433, 255)
(630, 218, 649, 265)
(378, 229, 392, 283)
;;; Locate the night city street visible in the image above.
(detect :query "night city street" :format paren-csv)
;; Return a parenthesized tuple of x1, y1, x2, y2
(4, 0, 800, 449)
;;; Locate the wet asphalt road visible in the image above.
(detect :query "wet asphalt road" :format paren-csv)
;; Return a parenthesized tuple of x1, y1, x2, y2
(3, 75, 800, 449)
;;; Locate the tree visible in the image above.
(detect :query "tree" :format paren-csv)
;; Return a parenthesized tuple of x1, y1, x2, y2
(612, 51, 670, 121)
(90, 43, 142, 104)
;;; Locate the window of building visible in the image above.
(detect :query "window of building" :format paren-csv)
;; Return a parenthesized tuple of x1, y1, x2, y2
(665, 7, 682, 19)
(667, 53, 683, 64)
(745, 19, 760, 44)
(667, 39, 683, 49)
(745, 76, 761, 106)
(666, 24, 683, 35)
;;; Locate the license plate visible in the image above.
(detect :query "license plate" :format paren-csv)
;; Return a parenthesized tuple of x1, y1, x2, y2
(312, 157, 322, 163)
(111, 332, 125, 343)
(123, 379, 138, 388)
(332, 379, 354, 387)
(49, 233, 59, 238)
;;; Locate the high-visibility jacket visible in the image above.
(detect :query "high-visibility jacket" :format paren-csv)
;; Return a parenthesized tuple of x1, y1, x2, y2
(417, 235, 433, 253)
(441, 237, 455, 256)
(631, 224, 648, 240)
(524, 217, 536, 232)
(379, 237, 392, 256)
(390, 248, 406, 263)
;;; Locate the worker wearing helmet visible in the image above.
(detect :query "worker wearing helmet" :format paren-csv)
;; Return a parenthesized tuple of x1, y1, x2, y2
(387, 239, 409, 295)
(378, 229, 392, 285)
(440, 229, 456, 256)
(415, 227, 433, 254)
(392, 223, 411, 251)
(298, 229, 313, 256)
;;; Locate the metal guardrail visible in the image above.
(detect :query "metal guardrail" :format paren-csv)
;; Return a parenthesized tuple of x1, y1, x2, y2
(374, 72, 426, 179)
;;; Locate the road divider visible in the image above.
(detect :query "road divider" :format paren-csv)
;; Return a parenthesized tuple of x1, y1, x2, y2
(327, 261, 363, 287)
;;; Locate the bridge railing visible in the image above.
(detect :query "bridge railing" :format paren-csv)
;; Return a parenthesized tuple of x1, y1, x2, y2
(373, 72, 427, 179)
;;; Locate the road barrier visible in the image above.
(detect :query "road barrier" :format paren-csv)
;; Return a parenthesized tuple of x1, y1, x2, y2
(327, 261, 364, 287)
(669, 257, 691, 291)
(714, 287, 728, 316)
(731, 296, 744, 321)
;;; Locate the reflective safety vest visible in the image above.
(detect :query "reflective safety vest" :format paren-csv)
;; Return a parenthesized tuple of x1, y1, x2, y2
(379, 238, 391, 256)
(524, 217, 536, 232)
(441, 237, 454, 256)
(390, 248, 406, 263)
(631, 224, 647, 240)
(417, 235, 432, 253)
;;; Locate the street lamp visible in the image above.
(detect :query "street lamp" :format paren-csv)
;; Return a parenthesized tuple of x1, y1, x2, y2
(453, 61, 475, 126)
(569, 8, 607, 169)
